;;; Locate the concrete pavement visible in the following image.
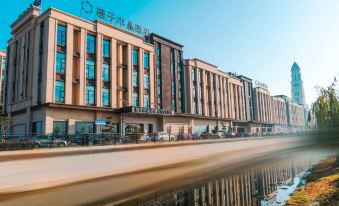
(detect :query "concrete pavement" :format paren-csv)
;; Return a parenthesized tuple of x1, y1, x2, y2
(0, 136, 307, 198)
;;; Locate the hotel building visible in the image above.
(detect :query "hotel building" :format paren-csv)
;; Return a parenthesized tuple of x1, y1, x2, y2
(185, 58, 251, 134)
(251, 86, 274, 134)
(5, 6, 161, 134)
(4, 5, 307, 135)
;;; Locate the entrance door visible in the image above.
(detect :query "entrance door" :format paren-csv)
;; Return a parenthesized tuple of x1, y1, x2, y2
(148, 124, 153, 133)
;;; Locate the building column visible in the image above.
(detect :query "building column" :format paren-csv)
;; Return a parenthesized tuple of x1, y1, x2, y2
(78, 28, 86, 105)
(149, 52, 155, 108)
(45, 115, 53, 134)
(209, 75, 214, 117)
(201, 70, 206, 116)
(116, 43, 123, 108)
(65, 24, 74, 104)
(215, 76, 220, 117)
(196, 69, 201, 115)
(138, 48, 144, 107)
(68, 119, 76, 134)
(110, 38, 117, 108)
(127, 44, 132, 104)
(45, 18, 57, 103)
(96, 34, 103, 107)
(220, 78, 225, 118)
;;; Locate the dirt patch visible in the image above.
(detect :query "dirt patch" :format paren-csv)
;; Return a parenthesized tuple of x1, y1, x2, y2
(287, 156, 339, 206)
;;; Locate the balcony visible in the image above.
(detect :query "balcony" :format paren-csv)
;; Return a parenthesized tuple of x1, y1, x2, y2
(9, 98, 31, 113)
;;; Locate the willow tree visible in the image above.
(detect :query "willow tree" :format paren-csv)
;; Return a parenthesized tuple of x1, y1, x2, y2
(313, 76, 339, 129)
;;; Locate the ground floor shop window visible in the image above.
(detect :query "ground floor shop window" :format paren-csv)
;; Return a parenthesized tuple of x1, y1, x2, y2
(194, 125, 208, 134)
(75, 122, 95, 134)
(32, 122, 43, 135)
(53, 121, 68, 134)
(125, 124, 143, 134)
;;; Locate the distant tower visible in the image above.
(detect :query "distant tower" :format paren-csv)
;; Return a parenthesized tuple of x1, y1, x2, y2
(291, 62, 305, 106)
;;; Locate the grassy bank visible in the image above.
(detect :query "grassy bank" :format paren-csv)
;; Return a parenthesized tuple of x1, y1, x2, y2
(286, 156, 339, 206)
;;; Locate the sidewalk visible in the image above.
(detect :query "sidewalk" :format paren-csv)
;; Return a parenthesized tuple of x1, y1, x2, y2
(0, 136, 266, 162)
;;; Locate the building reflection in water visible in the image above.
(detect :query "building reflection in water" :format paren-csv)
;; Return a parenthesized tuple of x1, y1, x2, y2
(123, 157, 316, 206)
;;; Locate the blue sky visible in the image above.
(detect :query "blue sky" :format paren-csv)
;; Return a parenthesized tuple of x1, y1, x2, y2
(1, 0, 339, 104)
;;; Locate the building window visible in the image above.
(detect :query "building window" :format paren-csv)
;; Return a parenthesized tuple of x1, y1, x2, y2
(170, 49, 176, 111)
(102, 63, 110, 81)
(144, 73, 149, 89)
(156, 42, 161, 56)
(192, 67, 198, 114)
(57, 25, 66, 46)
(102, 88, 110, 107)
(133, 49, 139, 65)
(55, 81, 65, 103)
(56, 52, 65, 74)
(86, 60, 95, 79)
(156, 43, 162, 109)
(144, 90, 150, 108)
(132, 71, 138, 87)
(144, 52, 149, 69)
(193, 86, 197, 114)
(32, 121, 43, 135)
(177, 51, 184, 113)
(87, 34, 96, 54)
(133, 91, 139, 107)
(75, 122, 95, 134)
(53, 121, 68, 134)
(132, 48, 139, 106)
(103, 39, 110, 58)
(86, 85, 95, 105)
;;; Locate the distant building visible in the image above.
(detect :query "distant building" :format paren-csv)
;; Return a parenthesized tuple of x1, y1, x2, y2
(291, 62, 305, 106)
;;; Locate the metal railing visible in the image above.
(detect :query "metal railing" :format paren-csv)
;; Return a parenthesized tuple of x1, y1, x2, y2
(0, 131, 289, 151)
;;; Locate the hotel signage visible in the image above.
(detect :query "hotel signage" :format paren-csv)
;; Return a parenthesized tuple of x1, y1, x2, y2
(133, 107, 174, 115)
(95, 120, 107, 125)
(254, 80, 268, 89)
(115, 106, 174, 115)
(80, 1, 150, 38)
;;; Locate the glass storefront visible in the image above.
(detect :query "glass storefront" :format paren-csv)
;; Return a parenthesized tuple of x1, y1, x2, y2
(53, 121, 67, 134)
(75, 122, 95, 134)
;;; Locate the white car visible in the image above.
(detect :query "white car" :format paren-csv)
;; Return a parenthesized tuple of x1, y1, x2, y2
(138, 134, 151, 142)
(155, 132, 176, 141)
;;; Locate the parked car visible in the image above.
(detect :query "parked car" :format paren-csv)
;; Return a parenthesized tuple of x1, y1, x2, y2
(32, 135, 68, 148)
(154, 132, 176, 141)
(176, 133, 193, 141)
(138, 134, 151, 142)
(67, 134, 104, 146)
(200, 132, 222, 139)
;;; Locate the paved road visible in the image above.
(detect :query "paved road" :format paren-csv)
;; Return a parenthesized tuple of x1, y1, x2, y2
(0, 136, 310, 206)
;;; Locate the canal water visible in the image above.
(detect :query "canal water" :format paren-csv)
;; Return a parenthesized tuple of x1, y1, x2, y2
(111, 149, 332, 206)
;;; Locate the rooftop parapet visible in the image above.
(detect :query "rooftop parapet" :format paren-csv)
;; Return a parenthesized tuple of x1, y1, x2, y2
(11, 6, 41, 34)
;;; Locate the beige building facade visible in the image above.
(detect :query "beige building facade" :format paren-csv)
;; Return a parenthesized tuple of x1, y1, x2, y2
(5, 6, 163, 134)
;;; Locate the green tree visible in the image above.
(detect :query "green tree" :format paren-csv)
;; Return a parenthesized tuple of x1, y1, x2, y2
(312, 76, 339, 129)
(0, 116, 13, 139)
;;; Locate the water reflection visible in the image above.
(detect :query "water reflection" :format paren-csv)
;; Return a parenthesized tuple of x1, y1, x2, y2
(118, 153, 326, 206)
